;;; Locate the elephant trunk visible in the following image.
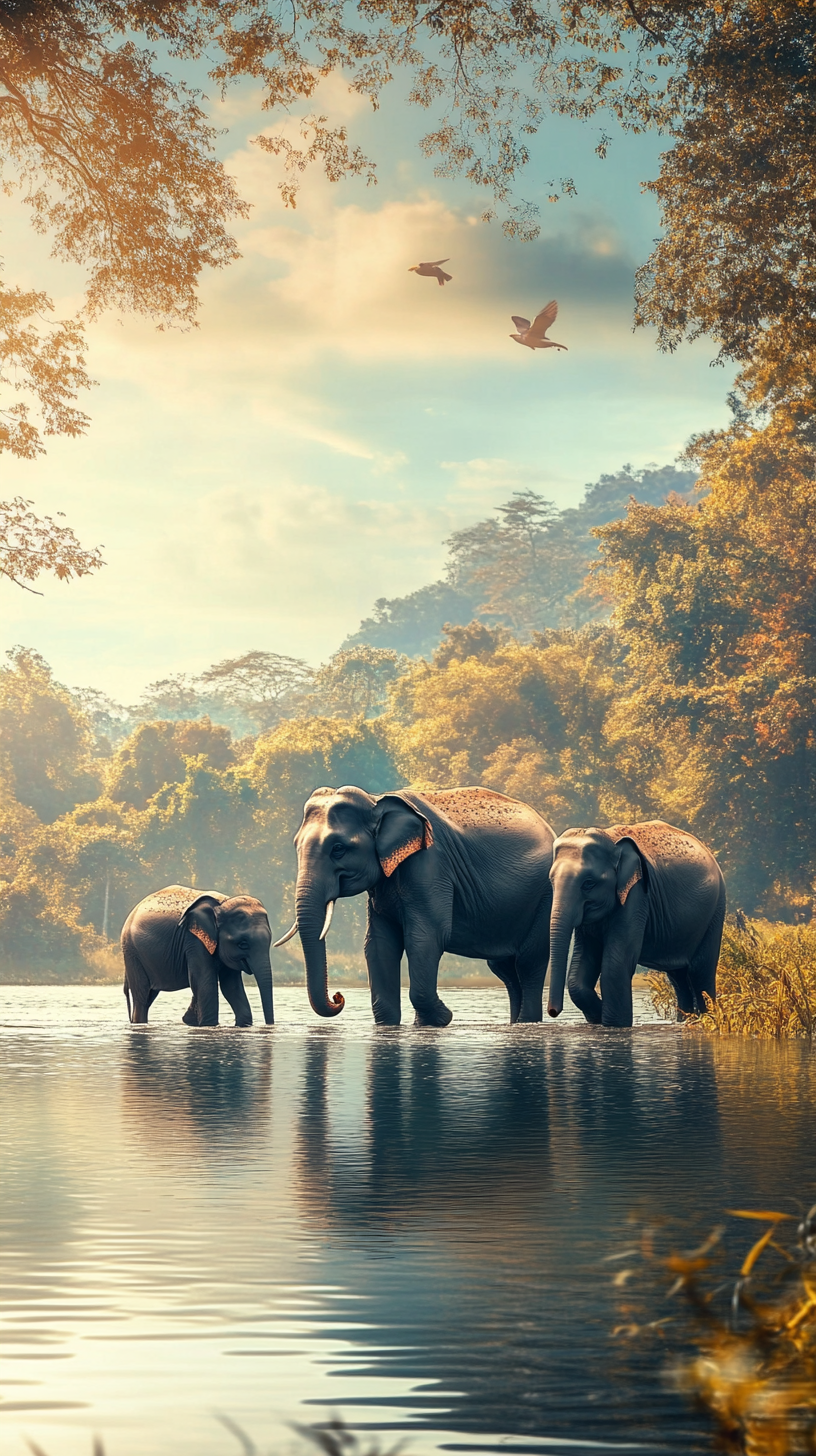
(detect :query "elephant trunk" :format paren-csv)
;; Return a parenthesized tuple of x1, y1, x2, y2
(251, 952, 275, 1025)
(547, 886, 581, 1018)
(296, 873, 345, 1018)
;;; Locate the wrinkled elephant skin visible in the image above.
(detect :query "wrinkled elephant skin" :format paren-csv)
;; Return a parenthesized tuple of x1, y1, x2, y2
(121, 885, 275, 1026)
(284, 784, 555, 1027)
(546, 820, 726, 1028)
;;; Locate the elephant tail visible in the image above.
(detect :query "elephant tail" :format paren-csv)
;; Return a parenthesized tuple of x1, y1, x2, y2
(123, 975, 132, 1024)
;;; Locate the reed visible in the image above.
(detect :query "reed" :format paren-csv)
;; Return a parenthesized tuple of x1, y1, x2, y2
(646, 920, 816, 1039)
(25, 1415, 403, 1456)
(612, 1204, 816, 1455)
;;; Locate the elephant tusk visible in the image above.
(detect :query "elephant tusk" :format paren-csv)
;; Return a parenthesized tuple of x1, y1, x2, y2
(319, 901, 335, 941)
(273, 920, 298, 948)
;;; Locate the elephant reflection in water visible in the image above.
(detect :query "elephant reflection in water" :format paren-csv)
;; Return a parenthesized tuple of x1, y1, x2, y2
(294, 1037, 555, 1243)
(290, 1035, 727, 1448)
(121, 1033, 273, 1157)
(293, 1035, 727, 1246)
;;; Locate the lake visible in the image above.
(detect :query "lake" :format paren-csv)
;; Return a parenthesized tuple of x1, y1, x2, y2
(1, 984, 814, 1456)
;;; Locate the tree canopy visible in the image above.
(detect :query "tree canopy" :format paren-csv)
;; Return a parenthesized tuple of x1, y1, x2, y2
(1, 0, 813, 455)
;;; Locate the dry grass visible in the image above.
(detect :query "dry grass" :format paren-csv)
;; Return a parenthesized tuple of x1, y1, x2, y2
(26, 1415, 404, 1456)
(613, 1204, 816, 1455)
(647, 921, 816, 1039)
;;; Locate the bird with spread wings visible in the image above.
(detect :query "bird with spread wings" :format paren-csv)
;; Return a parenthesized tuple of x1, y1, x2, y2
(510, 300, 568, 351)
(409, 258, 453, 286)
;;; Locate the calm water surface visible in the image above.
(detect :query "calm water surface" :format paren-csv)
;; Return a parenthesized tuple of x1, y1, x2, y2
(1, 984, 814, 1456)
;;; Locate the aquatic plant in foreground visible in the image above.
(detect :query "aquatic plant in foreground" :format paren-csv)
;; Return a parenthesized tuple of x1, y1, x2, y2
(612, 1204, 816, 1454)
(647, 920, 816, 1038)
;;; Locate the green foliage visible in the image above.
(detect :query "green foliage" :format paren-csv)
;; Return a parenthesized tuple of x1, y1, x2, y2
(0, 647, 101, 821)
(389, 623, 624, 827)
(107, 718, 234, 810)
(596, 413, 816, 910)
(307, 647, 408, 719)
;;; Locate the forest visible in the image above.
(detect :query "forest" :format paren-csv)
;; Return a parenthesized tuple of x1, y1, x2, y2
(2, 2, 816, 986)
(2, 422, 814, 982)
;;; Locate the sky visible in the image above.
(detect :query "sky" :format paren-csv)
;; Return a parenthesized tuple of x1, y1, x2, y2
(0, 72, 735, 705)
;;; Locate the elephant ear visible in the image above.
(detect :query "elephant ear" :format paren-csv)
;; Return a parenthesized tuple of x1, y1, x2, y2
(615, 838, 645, 906)
(375, 793, 434, 878)
(179, 894, 221, 955)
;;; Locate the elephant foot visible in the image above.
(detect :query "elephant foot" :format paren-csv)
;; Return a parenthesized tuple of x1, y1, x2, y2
(182, 1007, 198, 1026)
(516, 1008, 544, 1024)
(234, 1016, 253, 1028)
(373, 1008, 402, 1026)
(413, 1002, 453, 1028)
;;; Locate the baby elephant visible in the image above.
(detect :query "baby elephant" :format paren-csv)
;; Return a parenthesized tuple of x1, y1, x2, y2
(122, 886, 274, 1026)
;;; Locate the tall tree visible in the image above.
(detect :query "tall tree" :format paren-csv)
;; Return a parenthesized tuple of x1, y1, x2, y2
(198, 650, 315, 732)
(596, 410, 816, 912)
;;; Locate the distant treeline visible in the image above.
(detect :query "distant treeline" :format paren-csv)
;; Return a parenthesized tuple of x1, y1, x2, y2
(0, 422, 813, 979)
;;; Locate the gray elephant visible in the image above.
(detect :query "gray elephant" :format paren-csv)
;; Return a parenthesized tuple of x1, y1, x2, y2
(275, 784, 556, 1026)
(546, 820, 726, 1027)
(122, 886, 274, 1026)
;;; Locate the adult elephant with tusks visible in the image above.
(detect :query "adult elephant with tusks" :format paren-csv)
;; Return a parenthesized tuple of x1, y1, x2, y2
(276, 784, 556, 1026)
(122, 886, 275, 1026)
(546, 820, 726, 1028)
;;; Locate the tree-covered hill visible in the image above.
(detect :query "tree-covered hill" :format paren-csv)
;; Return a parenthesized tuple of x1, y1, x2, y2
(342, 463, 696, 656)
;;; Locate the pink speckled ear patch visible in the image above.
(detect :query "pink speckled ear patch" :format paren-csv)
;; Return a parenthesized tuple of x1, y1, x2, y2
(618, 869, 642, 906)
(381, 834, 424, 878)
(189, 924, 217, 954)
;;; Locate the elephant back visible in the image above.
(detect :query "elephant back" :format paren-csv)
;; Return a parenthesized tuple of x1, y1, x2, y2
(605, 821, 716, 885)
(415, 787, 554, 841)
(135, 885, 228, 922)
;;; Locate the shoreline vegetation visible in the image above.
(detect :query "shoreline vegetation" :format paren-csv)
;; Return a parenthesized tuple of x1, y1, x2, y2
(647, 921, 816, 1041)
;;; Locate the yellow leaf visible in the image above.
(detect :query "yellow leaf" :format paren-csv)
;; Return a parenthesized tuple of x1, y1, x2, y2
(740, 1224, 776, 1277)
(727, 1210, 795, 1221)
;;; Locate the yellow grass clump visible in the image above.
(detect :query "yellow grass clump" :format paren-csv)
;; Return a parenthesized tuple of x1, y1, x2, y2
(613, 1204, 816, 1456)
(647, 920, 816, 1039)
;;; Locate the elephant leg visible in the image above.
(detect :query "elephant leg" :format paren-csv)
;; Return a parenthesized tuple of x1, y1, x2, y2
(219, 967, 253, 1028)
(187, 943, 219, 1026)
(365, 907, 404, 1025)
(567, 932, 603, 1024)
(599, 897, 648, 1027)
(665, 969, 696, 1018)
(599, 944, 639, 1027)
(182, 995, 200, 1026)
(689, 888, 726, 1012)
(405, 930, 452, 1027)
(123, 941, 154, 1024)
(515, 899, 553, 1022)
(487, 956, 522, 1023)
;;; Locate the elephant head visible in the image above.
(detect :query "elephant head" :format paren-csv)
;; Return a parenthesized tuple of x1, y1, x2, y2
(546, 828, 643, 1018)
(274, 785, 434, 1018)
(180, 893, 275, 1024)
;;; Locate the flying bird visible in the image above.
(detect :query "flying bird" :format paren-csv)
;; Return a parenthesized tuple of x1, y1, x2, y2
(510, 300, 568, 351)
(409, 258, 453, 286)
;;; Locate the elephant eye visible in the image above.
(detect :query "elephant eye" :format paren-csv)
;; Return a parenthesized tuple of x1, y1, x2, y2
(330, 843, 348, 860)
(237, 936, 250, 951)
